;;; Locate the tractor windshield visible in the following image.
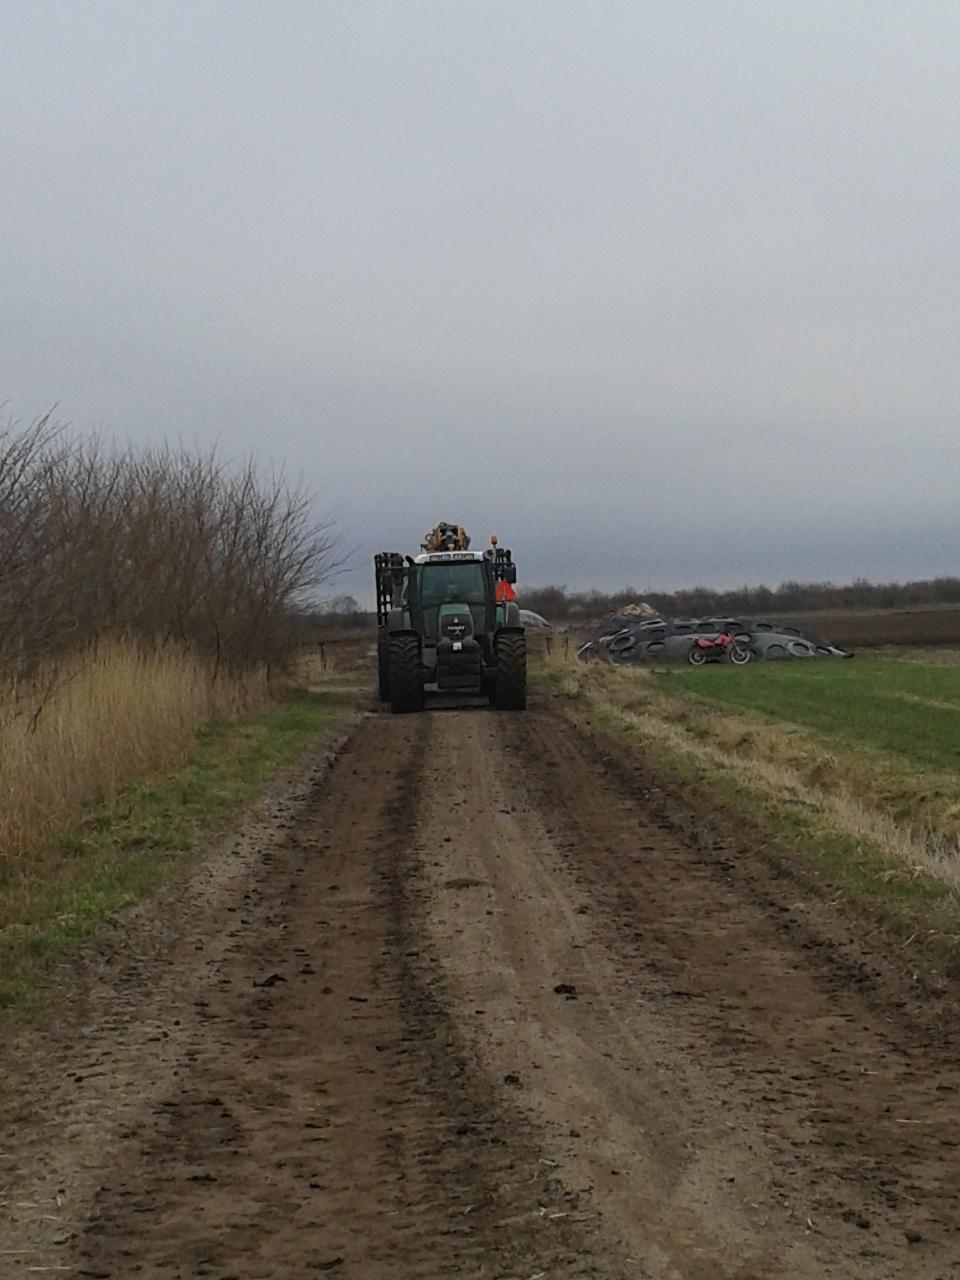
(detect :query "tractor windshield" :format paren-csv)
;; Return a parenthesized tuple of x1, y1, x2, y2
(420, 562, 486, 606)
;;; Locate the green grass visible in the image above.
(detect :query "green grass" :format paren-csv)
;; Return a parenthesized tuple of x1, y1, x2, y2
(663, 656, 960, 772)
(0, 689, 343, 1014)
(535, 653, 960, 959)
(581, 682, 960, 961)
(591, 692, 953, 897)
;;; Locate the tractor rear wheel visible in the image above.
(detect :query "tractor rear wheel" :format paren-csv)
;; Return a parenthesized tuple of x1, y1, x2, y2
(493, 631, 527, 710)
(377, 630, 391, 701)
(389, 635, 423, 714)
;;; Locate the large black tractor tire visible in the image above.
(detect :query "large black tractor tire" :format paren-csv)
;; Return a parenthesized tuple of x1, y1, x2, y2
(377, 631, 391, 701)
(493, 631, 527, 710)
(389, 635, 424, 714)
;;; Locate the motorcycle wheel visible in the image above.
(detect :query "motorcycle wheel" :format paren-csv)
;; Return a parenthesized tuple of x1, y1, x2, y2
(687, 646, 708, 666)
(729, 644, 752, 665)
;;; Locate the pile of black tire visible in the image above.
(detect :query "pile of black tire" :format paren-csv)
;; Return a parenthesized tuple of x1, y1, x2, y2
(576, 614, 854, 665)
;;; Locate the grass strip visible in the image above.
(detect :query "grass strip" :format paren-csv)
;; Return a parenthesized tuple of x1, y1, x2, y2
(534, 658, 960, 963)
(663, 657, 960, 772)
(0, 688, 343, 1013)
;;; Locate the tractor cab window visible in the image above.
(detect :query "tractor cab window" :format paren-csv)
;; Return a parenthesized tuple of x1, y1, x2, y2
(420, 562, 486, 606)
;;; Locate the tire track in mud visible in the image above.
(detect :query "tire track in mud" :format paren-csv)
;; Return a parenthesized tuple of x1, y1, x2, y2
(413, 712, 788, 1279)
(10, 714, 601, 1280)
(490, 710, 960, 1276)
(3, 702, 960, 1279)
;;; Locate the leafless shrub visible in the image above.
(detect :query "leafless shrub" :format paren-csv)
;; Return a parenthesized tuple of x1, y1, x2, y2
(0, 416, 341, 679)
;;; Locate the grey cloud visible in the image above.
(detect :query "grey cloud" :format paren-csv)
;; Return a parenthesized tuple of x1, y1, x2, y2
(1, 1, 958, 601)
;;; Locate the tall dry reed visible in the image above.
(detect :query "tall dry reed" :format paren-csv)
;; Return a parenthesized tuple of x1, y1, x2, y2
(0, 640, 268, 867)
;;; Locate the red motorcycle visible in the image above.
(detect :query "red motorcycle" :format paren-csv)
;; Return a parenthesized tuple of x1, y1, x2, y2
(687, 631, 752, 666)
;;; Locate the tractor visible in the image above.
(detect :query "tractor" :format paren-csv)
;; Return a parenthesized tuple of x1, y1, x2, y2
(374, 524, 526, 714)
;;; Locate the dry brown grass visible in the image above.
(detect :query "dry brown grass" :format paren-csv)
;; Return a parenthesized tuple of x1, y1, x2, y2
(617, 695, 960, 890)
(0, 641, 269, 868)
(538, 654, 960, 892)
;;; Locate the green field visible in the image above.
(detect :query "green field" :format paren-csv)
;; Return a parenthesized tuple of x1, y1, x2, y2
(664, 657, 960, 773)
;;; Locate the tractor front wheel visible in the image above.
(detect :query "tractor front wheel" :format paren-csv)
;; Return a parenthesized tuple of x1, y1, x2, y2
(389, 635, 424, 714)
(493, 632, 527, 710)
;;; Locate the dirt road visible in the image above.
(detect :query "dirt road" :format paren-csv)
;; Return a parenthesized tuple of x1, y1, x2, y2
(3, 703, 960, 1278)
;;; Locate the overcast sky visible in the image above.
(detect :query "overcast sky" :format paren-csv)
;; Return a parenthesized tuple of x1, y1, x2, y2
(2, 1, 958, 600)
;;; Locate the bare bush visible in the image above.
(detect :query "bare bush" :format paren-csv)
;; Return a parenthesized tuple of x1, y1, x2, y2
(0, 417, 340, 678)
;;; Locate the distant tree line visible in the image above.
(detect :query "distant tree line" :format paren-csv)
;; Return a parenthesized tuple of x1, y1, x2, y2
(0, 415, 339, 677)
(296, 575, 960, 634)
(519, 577, 960, 624)
(305, 595, 369, 630)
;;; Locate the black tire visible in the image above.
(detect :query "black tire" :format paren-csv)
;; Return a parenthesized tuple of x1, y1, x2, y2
(389, 635, 423, 714)
(688, 646, 707, 666)
(377, 630, 391, 701)
(729, 642, 752, 665)
(494, 631, 527, 710)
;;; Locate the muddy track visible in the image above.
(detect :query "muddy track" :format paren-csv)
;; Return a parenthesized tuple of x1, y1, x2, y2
(2, 703, 959, 1278)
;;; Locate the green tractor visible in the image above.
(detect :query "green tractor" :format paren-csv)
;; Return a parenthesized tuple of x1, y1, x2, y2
(374, 527, 526, 714)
